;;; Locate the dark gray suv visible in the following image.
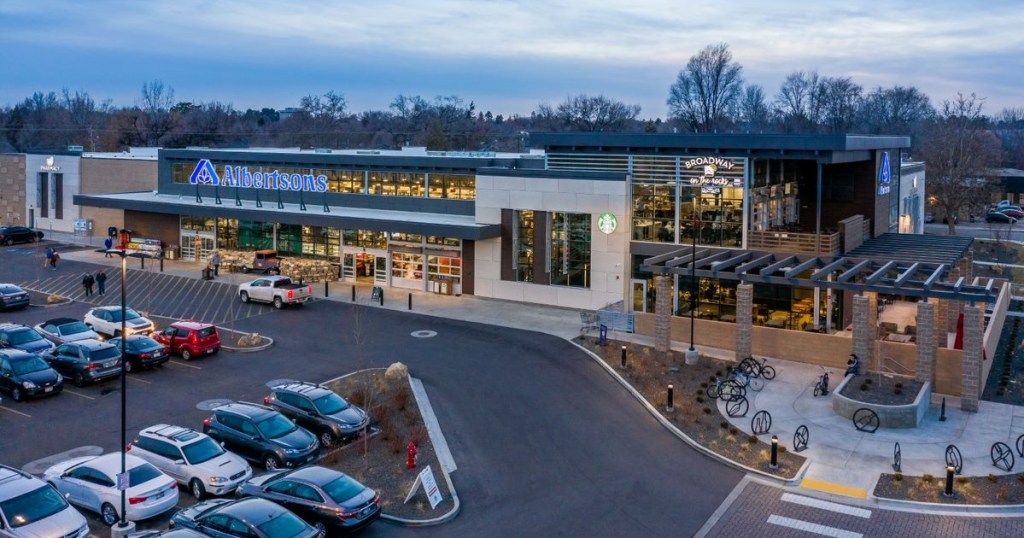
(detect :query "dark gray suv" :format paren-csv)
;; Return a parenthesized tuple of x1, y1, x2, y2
(264, 381, 370, 448)
(40, 339, 121, 386)
(202, 402, 319, 471)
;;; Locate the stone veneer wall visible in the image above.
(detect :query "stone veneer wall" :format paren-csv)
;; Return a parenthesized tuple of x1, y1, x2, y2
(0, 155, 26, 225)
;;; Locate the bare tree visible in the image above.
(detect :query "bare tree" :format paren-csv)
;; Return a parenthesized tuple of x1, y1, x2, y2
(816, 77, 862, 134)
(994, 107, 1024, 169)
(667, 43, 743, 132)
(140, 80, 176, 146)
(774, 71, 821, 132)
(916, 93, 1003, 234)
(736, 84, 772, 133)
(859, 85, 934, 135)
(532, 94, 641, 132)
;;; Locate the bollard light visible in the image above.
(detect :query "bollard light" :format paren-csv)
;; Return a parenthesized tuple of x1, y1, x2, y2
(666, 384, 674, 412)
(620, 346, 627, 369)
(769, 435, 779, 469)
(352, 285, 356, 302)
(944, 465, 955, 497)
(324, 280, 329, 298)
(408, 292, 412, 310)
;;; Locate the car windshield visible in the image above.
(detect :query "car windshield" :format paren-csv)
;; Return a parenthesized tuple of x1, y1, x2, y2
(6, 329, 43, 345)
(0, 286, 21, 294)
(256, 511, 308, 538)
(197, 327, 216, 338)
(11, 357, 50, 375)
(59, 322, 91, 335)
(181, 437, 224, 464)
(88, 347, 120, 361)
(322, 474, 365, 503)
(108, 309, 142, 322)
(128, 462, 163, 486)
(256, 414, 296, 439)
(0, 485, 69, 528)
(131, 339, 162, 352)
(313, 392, 350, 415)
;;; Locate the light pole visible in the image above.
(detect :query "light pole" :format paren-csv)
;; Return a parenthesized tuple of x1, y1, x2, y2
(685, 218, 700, 365)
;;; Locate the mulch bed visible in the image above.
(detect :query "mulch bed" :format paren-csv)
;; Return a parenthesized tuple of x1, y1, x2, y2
(838, 374, 924, 405)
(875, 472, 1024, 504)
(575, 337, 804, 479)
(322, 370, 455, 520)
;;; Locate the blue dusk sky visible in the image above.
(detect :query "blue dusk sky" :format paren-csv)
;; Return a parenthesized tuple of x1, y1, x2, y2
(2, 1, 1022, 118)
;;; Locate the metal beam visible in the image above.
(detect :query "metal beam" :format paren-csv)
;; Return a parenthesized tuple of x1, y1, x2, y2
(953, 276, 965, 291)
(865, 261, 897, 285)
(923, 265, 945, 290)
(811, 258, 848, 281)
(664, 249, 712, 269)
(643, 247, 692, 266)
(837, 259, 872, 283)
(894, 263, 920, 287)
(784, 258, 820, 279)
(735, 254, 775, 274)
(761, 255, 798, 276)
(695, 250, 733, 269)
(710, 252, 752, 274)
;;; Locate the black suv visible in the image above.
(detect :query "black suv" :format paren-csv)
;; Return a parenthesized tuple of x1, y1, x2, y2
(0, 226, 42, 245)
(238, 465, 381, 534)
(202, 402, 319, 471)
(0, 349, 63, 401)
(265, 381, 370, 448)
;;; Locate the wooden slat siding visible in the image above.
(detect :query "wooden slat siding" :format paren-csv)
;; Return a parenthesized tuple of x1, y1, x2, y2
(500, 209, 514, 282)
(747, 231, 841, 256)
(461, 240, 474, 295)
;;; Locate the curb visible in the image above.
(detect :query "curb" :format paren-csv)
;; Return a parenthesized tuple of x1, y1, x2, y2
(571, 340, 810, 486)
(29, 298, 74, 308)
(217, 327, 274, 353)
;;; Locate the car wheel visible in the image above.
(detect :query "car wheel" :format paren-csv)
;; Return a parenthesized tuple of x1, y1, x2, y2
(190, 478, 206, 500)
(273, 297, 283, 309)
(242, 266, 250, 274)
(124, 360, 135, 374)
(182, 349, 193, 361)
(314, 522, 326, 535)
(100, 503, 119, 526)
(240, 291, 249, 303)
(11, 387, 23, 402)
(319, 431, 335, 448)
(72, 372, 86, 387)
(263, 454, 280, 470)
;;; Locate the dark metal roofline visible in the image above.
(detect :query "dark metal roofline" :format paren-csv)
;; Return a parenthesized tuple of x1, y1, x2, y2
(529, 132, 911, 152)
(478, 167, 625, 181)
(159, 148, 522, 171)
(846, 233, 973, 266)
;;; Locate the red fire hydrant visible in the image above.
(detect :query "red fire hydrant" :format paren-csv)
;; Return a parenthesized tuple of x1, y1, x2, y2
(406, 442, 418, 469)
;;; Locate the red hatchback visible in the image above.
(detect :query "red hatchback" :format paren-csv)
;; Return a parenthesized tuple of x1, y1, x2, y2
(153, 321, 221, 361)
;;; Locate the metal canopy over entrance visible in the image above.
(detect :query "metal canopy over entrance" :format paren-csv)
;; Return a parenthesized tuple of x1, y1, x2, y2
(641, 247, 996, 303)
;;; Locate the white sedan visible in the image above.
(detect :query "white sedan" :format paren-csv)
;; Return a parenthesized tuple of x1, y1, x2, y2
(84, 306, 155, 338)
(43, 453, 179, 526)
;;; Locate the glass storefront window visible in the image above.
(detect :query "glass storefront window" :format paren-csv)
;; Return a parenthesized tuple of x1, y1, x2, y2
(426, 236, 460, 247)
(550, 212, 591, 288)
(515, 210, 535, 282)
(320, 169, 365, 194)
(181, 216, 214, 232)
(276, 224, 340, 259)
(342, 229, 388, 250)
(216, 219, 274, 250)
(632, 181, 676, 242)
(390, 232, 423, 244)
(391, 252, 424, 281)
(427, 174, 475, 200)
(428, 255, 461, 280)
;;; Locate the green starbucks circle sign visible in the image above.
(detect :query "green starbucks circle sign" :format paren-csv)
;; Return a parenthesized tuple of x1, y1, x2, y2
(598, 212, 618, 234)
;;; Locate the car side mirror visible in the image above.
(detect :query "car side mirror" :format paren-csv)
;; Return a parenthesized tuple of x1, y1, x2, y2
(174, 459, 185, 465)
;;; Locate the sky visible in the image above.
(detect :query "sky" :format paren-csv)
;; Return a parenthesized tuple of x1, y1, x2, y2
(2, 1, 1023, 119)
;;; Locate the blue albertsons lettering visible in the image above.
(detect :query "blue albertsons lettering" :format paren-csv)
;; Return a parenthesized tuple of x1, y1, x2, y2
(189, 159, 328, 193)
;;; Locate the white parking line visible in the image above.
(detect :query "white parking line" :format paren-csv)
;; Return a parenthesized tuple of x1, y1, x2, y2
(767, 515, 862, 538)
(63, 389, 96, 400)
(128, 375, 153, 384)
(0, 406, 31, 418)
(781, 493, 872, 518)
(168, 360, 202, 370)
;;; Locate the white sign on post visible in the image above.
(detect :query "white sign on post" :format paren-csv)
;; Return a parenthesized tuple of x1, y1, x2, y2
(116, 472, 129, 491)
(403, 465, 444, 509)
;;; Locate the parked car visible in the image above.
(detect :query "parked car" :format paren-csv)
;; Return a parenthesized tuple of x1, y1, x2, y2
(40, 339, 122, 386)
(0, 226, 42, 245)
(238, 465, 381, 534)
(240, 250, 282, 274)
(985, 210, 1017, 224)
(238, 276, 313, 309)
(34, 318, 100, 345)
(202, 401, 320, 470)
(152, 321, 221, 361)
(128, 529, 207, 538)
(169, 497, 321, 538)
(0, 463, 88, 538)
(0, 348, 63, 401)
(0, 284, 30, 311)
(130, 424, 252, 500)
(999, 207, 1024, 219)
(0, 323, 55, 353)
(265, 381, 370, 448)
(109, 335, 170, 372)
(43, 453, 179, 526)
(84, 306, 155, 338)
(924, 212, 935, 223)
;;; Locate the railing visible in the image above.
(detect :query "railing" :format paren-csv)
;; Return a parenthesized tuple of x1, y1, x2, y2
(880, 355, 914, 377)
(747, 230, 841, 256)
(597, 301, 635, 333)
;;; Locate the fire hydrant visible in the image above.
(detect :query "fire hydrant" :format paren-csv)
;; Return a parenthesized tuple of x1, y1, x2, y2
(406, 442, 418, 469)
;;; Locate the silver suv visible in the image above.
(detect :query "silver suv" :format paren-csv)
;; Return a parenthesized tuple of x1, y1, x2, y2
(0, 464, 88, 538)
(130, 424, 252, 500)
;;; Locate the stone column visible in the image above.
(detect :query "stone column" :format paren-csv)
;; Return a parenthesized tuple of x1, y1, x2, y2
(866, 292, 878, 371)
(852, 295, 871, 366)
(960, 304, 983, 412)
(915, 301, 936, 384)
(654, 274, 672, 357)
(936, 299, 950, 348)
(735, 283, 753, 361)
(946, 267, 962, 335)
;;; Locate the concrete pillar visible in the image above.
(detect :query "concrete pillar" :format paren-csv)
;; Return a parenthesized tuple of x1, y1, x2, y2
(915, 301, 936, 384)
(936, 299, 950, 348)
(866, 292, 878, 371)
(960, 305, 983, 412)
(852, 295, 871, 367)
(654, 274, 672, 357)
(735, 283, 753, 361)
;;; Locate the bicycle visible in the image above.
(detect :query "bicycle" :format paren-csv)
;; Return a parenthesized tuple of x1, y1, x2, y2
(706, 377, 747, 401)
(738, 356, 776, 381)
(732, 369, 764, 392)
(813, 367, 830, 397)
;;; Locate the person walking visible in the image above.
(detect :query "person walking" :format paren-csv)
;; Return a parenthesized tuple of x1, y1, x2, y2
(103, 236, 113, 257)
(82, 273, 95, 297)
(211, 251, 222, 277)
(96, 269, 107, 296)
(49, 249, 59, 270)
(44, 246, 53, 269)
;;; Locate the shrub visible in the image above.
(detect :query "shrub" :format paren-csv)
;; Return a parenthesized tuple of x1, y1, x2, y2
(729, 427, 739, 435)
(408, 425, 427, 446)
(778, 445, 788, 453)
(390, 387, 410, 412)
(696, 396, 705, 404)
(894, 389, 902, 395)
(748, 435, 758, 444)
(895, 382, 903, 389)
(720, 421, 729, 429)
(700, 382, 708, 389)
(922, 474, 934, 483)
(865, 378, 873, 385)
(988, 474, 998, 483)
(703, 407, 712, 414)
(860, 384, 869, 391)
(894, 473, 903, 482)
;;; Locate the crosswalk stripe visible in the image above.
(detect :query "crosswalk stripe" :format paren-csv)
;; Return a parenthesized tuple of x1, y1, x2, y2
(767, 515, 862, 538)
(781, 493, 871, 518)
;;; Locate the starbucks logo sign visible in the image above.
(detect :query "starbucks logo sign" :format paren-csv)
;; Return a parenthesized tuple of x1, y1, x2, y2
(597, 212, 617, 234)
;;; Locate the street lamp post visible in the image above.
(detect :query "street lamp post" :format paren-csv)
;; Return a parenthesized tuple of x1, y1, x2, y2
(685, 219, 700, 365)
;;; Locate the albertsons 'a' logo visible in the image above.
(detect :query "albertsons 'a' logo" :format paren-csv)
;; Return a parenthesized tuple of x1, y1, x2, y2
(877, 152, 892, 195)
(190, 159, 220, 185)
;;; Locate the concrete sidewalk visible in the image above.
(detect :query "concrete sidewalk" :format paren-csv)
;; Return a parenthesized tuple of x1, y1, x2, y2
(48, 231, 1024, 504)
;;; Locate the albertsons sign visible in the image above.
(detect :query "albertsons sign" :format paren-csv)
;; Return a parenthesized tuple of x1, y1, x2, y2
(189, 159, 328, 193)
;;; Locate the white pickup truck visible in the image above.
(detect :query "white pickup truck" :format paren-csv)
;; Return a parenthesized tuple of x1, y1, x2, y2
(238, 276, 313, 309)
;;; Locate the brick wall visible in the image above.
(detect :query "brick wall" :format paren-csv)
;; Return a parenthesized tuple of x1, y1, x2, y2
(0, 155, 26, 225)
(79, 157, 157, 239)
(124, 211, 179, 249)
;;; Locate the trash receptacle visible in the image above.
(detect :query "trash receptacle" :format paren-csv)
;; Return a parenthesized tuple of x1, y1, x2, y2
(201, 268, 213, 280)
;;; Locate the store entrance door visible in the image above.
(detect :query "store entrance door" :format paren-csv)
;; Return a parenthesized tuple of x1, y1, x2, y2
(355, 253, 376, 282)
(181, 232, 215, 262)
(374, 255, 388, 284)
(632, 279, 648, 313)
